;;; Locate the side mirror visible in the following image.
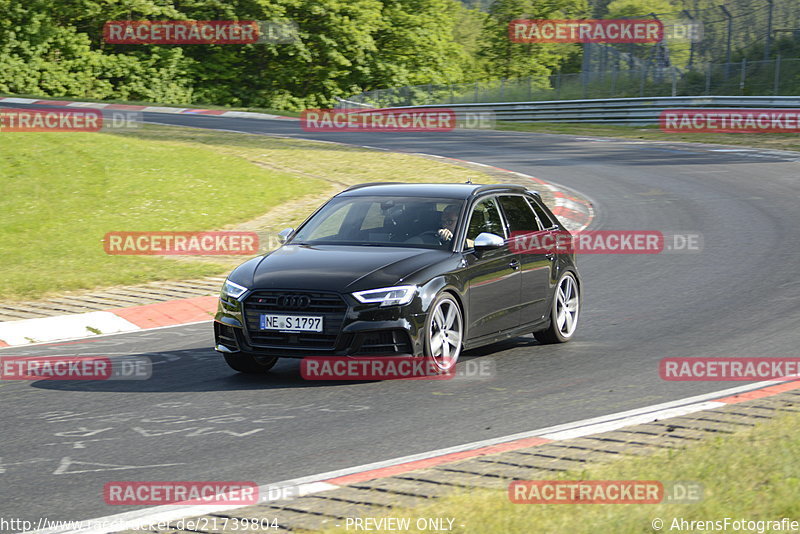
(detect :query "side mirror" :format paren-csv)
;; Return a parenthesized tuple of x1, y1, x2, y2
(473, 232, 505, 249)
(277, 227, 295, 244)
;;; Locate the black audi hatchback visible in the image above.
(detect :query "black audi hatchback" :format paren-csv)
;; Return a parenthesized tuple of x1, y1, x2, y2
(214, 183, 581, 373)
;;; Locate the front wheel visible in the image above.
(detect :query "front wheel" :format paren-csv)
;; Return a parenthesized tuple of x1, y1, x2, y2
(425, 292, 463, 372)
(223, 353, 278, 374)
(534, 272, 580, 344)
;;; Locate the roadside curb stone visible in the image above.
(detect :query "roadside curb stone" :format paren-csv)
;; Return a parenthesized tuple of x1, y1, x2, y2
(127, 388, 798, 533)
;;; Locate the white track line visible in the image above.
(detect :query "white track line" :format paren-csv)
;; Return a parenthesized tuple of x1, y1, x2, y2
(0, 320, 212, 351)
(28, 377, 792, 534)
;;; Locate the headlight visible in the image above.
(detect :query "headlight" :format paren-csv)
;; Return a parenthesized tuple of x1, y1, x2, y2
(353, 285, 417, 306)
(221, 279, 248, 300)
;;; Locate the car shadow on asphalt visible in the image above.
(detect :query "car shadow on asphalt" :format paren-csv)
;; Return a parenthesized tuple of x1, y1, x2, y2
(28, 335, 544, 393)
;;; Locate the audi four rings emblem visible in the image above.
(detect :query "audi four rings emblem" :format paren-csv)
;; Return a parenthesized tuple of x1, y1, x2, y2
(277, 294, 311, 309)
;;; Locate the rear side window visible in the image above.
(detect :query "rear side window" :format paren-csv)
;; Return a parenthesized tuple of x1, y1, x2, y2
(499, 195, 540, 234)
(465, 197, 505, 246)
(527, 197, 555, 229)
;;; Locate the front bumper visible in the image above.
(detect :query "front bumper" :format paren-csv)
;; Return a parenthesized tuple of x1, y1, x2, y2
(214, 289, 427, 358)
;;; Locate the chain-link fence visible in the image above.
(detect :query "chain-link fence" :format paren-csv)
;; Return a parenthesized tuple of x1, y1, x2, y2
(337, 56, 800, 108)
(582, 0, 800, 72)
(338, 0, 800, 109)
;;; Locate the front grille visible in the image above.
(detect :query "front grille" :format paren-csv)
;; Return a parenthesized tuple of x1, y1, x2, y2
(357, 330, 412, 355)
(243, 290, 348, 350)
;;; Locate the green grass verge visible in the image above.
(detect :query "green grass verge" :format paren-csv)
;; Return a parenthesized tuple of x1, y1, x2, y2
(315, 409, 800, 534)
(1, 124, 492, 301)
(496, 121, 800, 152)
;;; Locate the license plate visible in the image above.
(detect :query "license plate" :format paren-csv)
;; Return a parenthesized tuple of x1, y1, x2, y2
(260, 314, 323, 332)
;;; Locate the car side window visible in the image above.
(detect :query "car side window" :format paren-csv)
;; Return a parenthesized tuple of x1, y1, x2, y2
(526, 197, 555, 229)
(527, 198, 556, 230)
(499, 195, 541, 234)
(464, 197, 505, 248)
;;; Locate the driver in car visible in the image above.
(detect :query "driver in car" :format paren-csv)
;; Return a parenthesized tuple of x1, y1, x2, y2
(437, 205, 460, 243)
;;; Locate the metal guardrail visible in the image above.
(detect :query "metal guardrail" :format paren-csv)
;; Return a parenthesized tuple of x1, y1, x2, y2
(333, 96, 375, 109)
(369, 96, 800, 125)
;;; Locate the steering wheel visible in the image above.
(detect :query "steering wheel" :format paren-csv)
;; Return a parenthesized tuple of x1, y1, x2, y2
(418, 230, 447, 245)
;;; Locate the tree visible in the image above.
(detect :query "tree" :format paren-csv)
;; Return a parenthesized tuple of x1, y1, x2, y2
(0, 0, 192, 101)
(477, 0, 589, 81)
(453, 3, 491, 81)
(604, 0, 674, 18)
(0, 0, 485, 109)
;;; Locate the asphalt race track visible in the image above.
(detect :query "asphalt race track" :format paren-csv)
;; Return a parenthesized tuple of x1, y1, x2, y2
(2, 105, 800, 525)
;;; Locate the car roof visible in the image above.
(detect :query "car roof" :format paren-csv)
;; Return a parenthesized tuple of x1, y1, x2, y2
(337, 182, 531, 199)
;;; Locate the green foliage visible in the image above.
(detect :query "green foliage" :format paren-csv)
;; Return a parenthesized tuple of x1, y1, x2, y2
(0, 0, 596, 108)
(453, 4, 491, 80)
(604, 0, 673, 18)
(0, 0, 192, 101)
(477, 0, 589, 82)
(0, 0, 480, 109)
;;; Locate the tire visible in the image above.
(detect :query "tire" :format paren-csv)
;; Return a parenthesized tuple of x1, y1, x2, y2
(534, 272, 580, 344)
(223, 352, 278, 374)
(424, 292, 464, 372)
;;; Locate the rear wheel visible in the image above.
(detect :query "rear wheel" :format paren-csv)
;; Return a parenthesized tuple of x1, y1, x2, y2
(223, 353, 278, 374)
(425, 293, 463, 372)
(534, 272, 580, 344)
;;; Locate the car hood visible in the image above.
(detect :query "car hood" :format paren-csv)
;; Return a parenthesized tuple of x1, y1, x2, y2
(239, 244, 452, 292)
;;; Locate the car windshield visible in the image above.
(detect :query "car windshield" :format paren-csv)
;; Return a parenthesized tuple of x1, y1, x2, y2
(290, 195, 465, 249)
